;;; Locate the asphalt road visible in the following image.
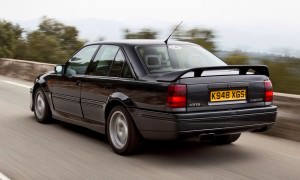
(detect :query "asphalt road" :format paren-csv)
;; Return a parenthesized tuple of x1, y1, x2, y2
(0, 75, 300, 180)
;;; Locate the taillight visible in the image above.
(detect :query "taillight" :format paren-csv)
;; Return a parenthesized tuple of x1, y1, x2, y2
(264, 80, 273, 102)
(167, 84, 187, 108)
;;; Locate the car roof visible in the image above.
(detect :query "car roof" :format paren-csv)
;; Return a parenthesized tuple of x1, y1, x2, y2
(87, 39, 194, 46)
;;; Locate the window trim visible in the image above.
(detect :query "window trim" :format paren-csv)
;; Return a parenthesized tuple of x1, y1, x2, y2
(118, 46, 137, 80)
(64, 44, 100, 76)
(107, 48, 123, 77)
(86, 44, 135, 79)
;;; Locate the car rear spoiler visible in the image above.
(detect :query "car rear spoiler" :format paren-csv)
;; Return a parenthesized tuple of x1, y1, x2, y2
(157, 65, 269, 82)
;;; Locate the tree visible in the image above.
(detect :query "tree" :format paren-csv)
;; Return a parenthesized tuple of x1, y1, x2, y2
(223, 52, 249, 65)
(38, 17, 83, 54)
(26, 31, 67, 63)
(173, 27, 217, 52)
(0, 20, 23, 58)
(24, 17, 85, 63)
(14, 38, 29, 60)
(123, 28, 157, 39)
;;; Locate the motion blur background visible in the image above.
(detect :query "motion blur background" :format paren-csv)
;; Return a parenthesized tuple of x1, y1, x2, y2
(0, 0, 299, 94)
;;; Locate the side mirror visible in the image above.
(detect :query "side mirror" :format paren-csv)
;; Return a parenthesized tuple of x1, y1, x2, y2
(54, 65, 64, 75)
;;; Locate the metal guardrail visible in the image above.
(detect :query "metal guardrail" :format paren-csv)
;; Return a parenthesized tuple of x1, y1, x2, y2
(266, 93, 300, 142)
(1, 58, 299, 142)
(0, 58, 54, 81)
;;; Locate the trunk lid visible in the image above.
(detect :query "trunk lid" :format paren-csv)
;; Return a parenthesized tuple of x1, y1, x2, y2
(180, 75, 269, 112)
(157, 65, 272, 112)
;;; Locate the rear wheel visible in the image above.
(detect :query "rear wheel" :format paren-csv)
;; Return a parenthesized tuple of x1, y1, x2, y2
(107, 106, 142, 155)
(34, 88, 52, 123)
(210, 133, 241, 145)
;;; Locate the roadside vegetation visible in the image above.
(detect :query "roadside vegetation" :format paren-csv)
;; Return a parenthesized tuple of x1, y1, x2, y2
(0, 17, 84, 64)
(0, 17, 299, 94)
(222, 52, 300, 94)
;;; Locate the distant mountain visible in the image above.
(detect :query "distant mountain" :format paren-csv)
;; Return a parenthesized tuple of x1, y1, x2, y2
(16, 18, 172, 42)
(16, 18, 125, 42)
(15, 18, 300, 58)
(66, 19, 125, 41)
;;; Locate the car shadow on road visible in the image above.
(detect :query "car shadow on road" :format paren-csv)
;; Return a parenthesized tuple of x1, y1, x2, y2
(28, 115, 108, 143)
(131, 139, 257, 167)
(28, 115, 257, 167)
(57, 120, 108, 143)
(57, 121, 256, 167)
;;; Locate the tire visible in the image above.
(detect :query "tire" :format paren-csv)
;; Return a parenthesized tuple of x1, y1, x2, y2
(33, 88, 52, 123)
(107, 106, 142, 155)
(211, 133, 241, 145)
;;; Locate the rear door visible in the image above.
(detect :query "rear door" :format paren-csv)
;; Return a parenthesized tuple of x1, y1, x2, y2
(81, 45, 134, 124)
(49, 45, 99, 118)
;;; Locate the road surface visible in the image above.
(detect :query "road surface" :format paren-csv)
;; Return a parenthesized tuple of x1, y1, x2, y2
(0, 75, 300, 180)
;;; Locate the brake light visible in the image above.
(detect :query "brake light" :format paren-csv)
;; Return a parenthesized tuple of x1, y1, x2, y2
(264, 80, 273, 102)
(167, 84, 187, 108)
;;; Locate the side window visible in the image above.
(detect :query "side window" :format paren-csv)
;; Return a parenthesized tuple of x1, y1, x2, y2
(66, 45, 98, 75)
(108, 49, 133, 78)
(89, 45, 133, 78)
(122, 63, 133, 78)
(109, 50, 125, 77)
(90, 45, 119, 76)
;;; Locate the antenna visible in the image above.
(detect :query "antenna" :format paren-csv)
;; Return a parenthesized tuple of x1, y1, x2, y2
(164, 21, 183, 44)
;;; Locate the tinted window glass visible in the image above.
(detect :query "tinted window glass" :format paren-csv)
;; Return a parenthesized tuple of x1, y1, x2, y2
(66, 45, 98, 75)
(91, 45, 119, 76)
(109, 50, 125, 77)
(136, 44, 226, 73)
(122, 63, 133, 78)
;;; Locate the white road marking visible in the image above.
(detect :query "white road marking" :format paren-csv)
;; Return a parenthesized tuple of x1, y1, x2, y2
(0, 80, 31, 89)
(0, 172, 10, 180)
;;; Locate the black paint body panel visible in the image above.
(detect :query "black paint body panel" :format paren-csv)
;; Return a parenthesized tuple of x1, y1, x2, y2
(30, 40, 277, 140)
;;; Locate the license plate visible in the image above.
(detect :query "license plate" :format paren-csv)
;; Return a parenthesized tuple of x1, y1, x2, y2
(210, 89, 246, 102)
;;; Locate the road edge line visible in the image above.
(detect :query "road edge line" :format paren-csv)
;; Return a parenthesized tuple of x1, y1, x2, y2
(0, 172, 10, 180)
(0, 80, 31, 89)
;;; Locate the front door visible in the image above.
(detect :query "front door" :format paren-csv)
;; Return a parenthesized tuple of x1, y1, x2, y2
(49, 45, 99, 118)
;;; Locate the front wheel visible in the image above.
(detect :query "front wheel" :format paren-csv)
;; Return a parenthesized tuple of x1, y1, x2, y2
(34, 88, 52, 123)
(107, 106, 142, 155)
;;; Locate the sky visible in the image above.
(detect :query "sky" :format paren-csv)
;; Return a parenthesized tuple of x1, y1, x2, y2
(1, 0, 300, 56)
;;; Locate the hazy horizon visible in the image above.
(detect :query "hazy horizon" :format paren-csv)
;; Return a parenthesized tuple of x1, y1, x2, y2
(1, 0, 300, 57)
(13, 17, 300, 57)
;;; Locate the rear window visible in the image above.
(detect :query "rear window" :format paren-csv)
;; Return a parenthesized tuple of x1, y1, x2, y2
(136, 44, 226, 73)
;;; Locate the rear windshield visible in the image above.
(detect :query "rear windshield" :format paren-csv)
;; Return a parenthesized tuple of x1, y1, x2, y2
(136, 44, 226, 73)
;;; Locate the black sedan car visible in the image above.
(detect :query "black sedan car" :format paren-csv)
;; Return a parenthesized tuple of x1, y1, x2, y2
(30, 40, 277, 155)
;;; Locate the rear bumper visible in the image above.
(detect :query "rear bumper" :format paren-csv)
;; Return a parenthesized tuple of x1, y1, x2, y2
(130, 106, 277, 140)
